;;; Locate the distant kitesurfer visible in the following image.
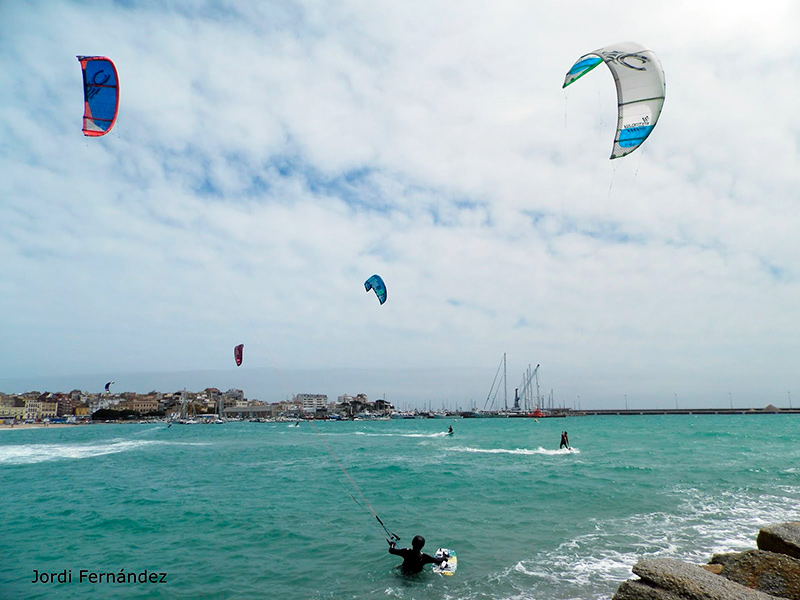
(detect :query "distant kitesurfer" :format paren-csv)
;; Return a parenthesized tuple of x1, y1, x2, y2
(388, 535, 447, 574)
(560, 431, 570, 449)
(448, 425, 453, 435)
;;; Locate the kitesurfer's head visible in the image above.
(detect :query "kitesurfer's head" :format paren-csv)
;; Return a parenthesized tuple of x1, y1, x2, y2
(412, 535, 425, 550)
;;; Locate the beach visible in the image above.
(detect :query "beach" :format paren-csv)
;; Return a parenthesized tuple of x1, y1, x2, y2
(0, 423, 85, 430)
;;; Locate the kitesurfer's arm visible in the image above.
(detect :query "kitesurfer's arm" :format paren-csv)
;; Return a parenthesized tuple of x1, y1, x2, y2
(388, 541, 404, 556)
(421, 552, 447, 566)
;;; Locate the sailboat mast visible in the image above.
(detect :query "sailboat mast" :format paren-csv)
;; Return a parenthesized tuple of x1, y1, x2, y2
(503, 352, 508, 411)
(527, 364, 531, 411)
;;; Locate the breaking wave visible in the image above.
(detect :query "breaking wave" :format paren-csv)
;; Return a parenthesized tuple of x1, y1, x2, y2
(0, 439, 208, 465)
(449, 446, 580, 456)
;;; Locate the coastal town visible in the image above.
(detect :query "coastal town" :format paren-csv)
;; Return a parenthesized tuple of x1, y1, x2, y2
(3, 387, 792, 426)
(0, 386, 564, 426)
(0, 388, 408, 424)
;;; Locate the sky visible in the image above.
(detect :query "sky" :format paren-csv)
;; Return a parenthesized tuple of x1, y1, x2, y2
(1, 0, 799, 409)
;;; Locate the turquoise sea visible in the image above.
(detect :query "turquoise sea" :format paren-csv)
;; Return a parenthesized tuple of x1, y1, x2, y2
(1, 415, 799, 600)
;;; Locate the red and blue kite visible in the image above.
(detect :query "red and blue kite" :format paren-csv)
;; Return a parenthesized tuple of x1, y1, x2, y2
(77, 56, 119, 137)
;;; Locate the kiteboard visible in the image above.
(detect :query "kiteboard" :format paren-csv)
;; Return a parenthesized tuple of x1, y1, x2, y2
(432, 548, 457, 576)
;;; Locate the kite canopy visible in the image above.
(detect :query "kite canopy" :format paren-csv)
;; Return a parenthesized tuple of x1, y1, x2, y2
(364, 275, 387, 305)
(104, 381, 114, 393)
(77, 56, 119, 137)
(563, 42, 665, 159)
(234, 344, 244, 367)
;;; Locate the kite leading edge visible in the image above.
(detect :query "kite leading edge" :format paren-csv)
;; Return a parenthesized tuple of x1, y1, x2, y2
(563, 42, 665, 159)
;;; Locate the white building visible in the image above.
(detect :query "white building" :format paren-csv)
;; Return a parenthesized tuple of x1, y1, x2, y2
(296, 394, 328, 412)
(89, 397, 118, 414)
(219, 389, 246, 411)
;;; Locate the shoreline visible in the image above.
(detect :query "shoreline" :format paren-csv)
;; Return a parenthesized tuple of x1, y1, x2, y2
(0, 423, 88, 430)
(4, 407, 799, 431)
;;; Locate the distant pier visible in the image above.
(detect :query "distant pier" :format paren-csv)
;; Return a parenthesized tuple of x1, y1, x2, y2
(458, 407, 800, 419)
(572, 408, 800, 416)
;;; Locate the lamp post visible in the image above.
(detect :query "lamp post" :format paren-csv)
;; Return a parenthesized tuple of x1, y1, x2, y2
(789, 391, 792, 410)
(625, 394, 628, 410)
(674, 393, 678, 410)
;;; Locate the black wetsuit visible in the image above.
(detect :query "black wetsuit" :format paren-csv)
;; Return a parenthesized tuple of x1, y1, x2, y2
(389, 545, 445, 574)
(560, 433, 569, 449)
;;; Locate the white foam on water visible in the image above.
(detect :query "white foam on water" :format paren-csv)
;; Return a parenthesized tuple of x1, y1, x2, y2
(504, 482, 800, 600)
(0, 439, 209, 465)
(449, 446, 580, 456)
(344, 431, 451, 438)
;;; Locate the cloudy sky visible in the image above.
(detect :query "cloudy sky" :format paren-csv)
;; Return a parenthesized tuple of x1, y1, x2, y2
(1, 0, 798, 409)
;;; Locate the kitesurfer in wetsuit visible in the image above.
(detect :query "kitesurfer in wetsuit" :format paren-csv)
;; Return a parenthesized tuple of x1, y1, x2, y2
(388, 535, 447, 574)
(448, 425, 453, 435)
(560, 431, 570, 449)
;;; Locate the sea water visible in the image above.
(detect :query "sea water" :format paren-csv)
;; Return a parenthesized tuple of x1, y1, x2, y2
(1, 415, 798, 599)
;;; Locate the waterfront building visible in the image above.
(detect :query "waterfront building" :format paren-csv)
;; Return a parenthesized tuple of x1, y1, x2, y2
(374, 398, 394, 413)
(222, 405, 275, 420)
(297, 394, 328, 412)
(335, 394, 381, 418)
(23, 398, 40, 420)
(220, 396, 241, 411)
(40, 401, 58, 419)
(89, 397, 112, 414)
(0, 404, 25, 421)
(219, 389, 246, 412)
(0, 395, 21, 408)
(23, 397, 58, 420)
(56, 395, 80, 416)
(274, 400, 303, 418)
(132, 397, 159, 413)
(23, 398, 38, 420)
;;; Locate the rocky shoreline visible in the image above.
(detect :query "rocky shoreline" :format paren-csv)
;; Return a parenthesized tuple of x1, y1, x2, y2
(613, 522, 800, 600)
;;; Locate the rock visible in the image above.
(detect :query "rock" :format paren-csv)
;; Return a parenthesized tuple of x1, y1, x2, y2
(711, 552, 743, 568)
(758, 524, 800, 560)
(702, 564, 723, 575)
(613, 580, 686, 600)
(708, 549, 800, 599)
(618, 558, 779, 600)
